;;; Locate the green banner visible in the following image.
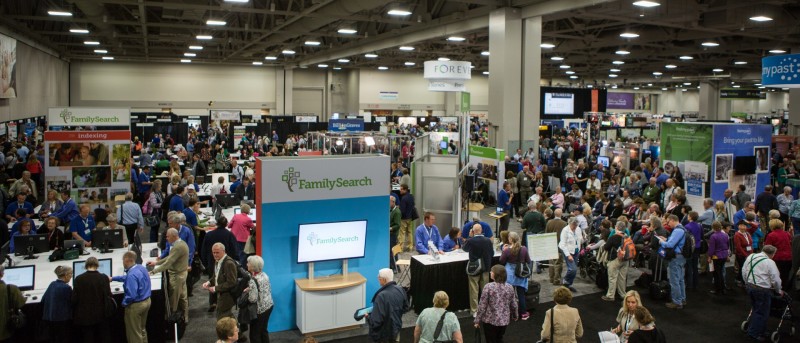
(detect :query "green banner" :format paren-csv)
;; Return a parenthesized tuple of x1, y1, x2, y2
(468, 145, 504, 160)
(460, 92, 471, 113)
(660, 123, 713, 165)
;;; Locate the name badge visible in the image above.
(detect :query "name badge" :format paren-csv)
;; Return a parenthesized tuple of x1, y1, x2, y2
(85, 229, 91, 235)
(746, 246, 752, 251)
(243, 196, 248, 200)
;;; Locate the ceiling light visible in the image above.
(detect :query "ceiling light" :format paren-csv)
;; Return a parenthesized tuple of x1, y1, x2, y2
(337, 28, 357, 34)
(712, 68, 723, 72)
(610, 68, 621, 72)
(540, 43, 555, 49)
(758, 86, 765, 89)
(551, 56, 564, 61)
(616, 50, 631, 55)
(620, 32, 639, 38)
(559, 65, 571, 69)
(93, 49, 107, 54)
(679, 55, 693, 60)
(333, 67, 342, 70)
(647, 83, 653, 86)
(634, 87, 640, 90)
(282, 49, 296, 54)
(102, 56, 114, 60)
(189, 45, 203, 50)
(265, 56, 277, 60)
(653, 71, 663, 76)
(365, 53, 378, 58)
(609, 74, 618, 78)
(612, 60, 625, 65)
(337, 59, 350, 63)
(84, 41, 100, 45)
(196, 35, 213, 40)
(69, 28, 89, 34)
(318, 64, 328, 68)
(224, 0, 249, 2)
(734, 61, 747, 65)
(181, 59, 191, 63)
(633, 1, 661, 7)
(184, 53, 196, 57)
(252, 61, 263, 65)
(206, 20, 227, 26)
(570, 75, 579, 79)
(749, 16, 773, 22)
(732, 85, 742, 88)
(483, 71, 490, 75)
(399, 46, 415, 51)
(378, 66, 389, 70)
(683, 82, 692, 85)
(682, 89, 688, 92)
(565, 71, 575, 75)
(305, 40, 321, 46)
(404, 62, 416, 66)
(587, 85, 594, 88)
(387, 9, 412, 16)
(447, 36, 466, 42)
(48, 10, 72, 16)
(481, 51, 490, 56)
(662, 87, 668, 90)
(701, 42, 720, 47)
(665, 64, 677, 69)
(769, 49, 786, 54)
(755, 83, 762, 86)
(438, 57, 450, 61)
(612, 85, 618, 89)
(470, 66, 475, 69)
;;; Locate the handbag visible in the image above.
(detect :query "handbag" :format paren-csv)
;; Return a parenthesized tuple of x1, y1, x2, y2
(466, 258, 483, 276)
(536, 307, 555, 343)
(514, 261, 532, 278)
(474, 327, 483, 343)
(7, 285, 25, 331)
(432, 311, 456, 343)
(145, 215, 159, 228)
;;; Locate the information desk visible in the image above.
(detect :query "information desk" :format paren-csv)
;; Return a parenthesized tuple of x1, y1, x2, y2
(410, 250, 500, 314)
(295, 272, 366, 334)
(7, 243, 166, 342)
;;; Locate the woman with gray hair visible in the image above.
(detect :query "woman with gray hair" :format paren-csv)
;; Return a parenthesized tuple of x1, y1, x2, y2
(414, 291, 463, 343)
(41, 265, 73, 342)
(103, 213, 129, 247)
(245, 255, 274, 343)
(776, 185, 793, 226)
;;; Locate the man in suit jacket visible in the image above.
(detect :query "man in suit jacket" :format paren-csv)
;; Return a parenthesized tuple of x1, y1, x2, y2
(149, 228, 189, 320)
(191, 154, 206, 179)
(462, 223, 493, 316)
(234, 177, 255, 203)
(203, 243, 238, 319)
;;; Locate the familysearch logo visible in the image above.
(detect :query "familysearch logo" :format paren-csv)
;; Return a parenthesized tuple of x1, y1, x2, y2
(306, 232, 318, 246)
(282, 167, 300, 192)
(59, 109, 73, 124)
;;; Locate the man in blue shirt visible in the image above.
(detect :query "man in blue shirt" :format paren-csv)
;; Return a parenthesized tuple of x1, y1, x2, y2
(70, 204, 95, 247)
(118, 193, 145, 244)
(697, 199, 715, 227)
(161, 212, 196, 265)
(110, 251, 152, 343)
(415, 212, 444, 254)
(49, 190, 79, 229)
(658, 214, 687, 309)
(169, 186, 186, 212)
(139, 149, 152, 169)
(229, 175, 241, 194)
(138, 166, 153, 197)
(182, 199, 200, 233)
(497, 182, 513, 232)
(4, 192, 33, 222)
(16, 144, 29, 161)
(461, 217, 493, 240)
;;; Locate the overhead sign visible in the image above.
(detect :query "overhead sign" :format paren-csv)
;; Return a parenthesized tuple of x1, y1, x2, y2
(295, 115, 317, 123)
(379, 91, 398, 100)
(606, 93, 634, 110)
(428, 80, 467, 92)
(328, 119, 364, 132)
(424, 61, 471, 92)
(47, 107, 130, 127)
(210, 110, 241, 121)
(720, 89, 762, 100)
(762, 53, 800, 88)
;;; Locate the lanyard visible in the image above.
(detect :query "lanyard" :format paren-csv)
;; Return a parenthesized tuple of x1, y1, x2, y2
(624, 314, 633, 332)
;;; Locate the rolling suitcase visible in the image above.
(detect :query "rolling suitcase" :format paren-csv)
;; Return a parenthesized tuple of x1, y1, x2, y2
(526, 279, 540, 310)
(649, 258, 670, 301)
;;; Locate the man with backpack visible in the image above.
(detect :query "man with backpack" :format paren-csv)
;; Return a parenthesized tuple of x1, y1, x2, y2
(657, 214, 694, 310)
(601, 222, 636, 302)
(203, 242, 239, 319)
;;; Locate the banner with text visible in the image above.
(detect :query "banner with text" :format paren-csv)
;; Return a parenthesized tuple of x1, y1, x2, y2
(328, 119, 365, 132)
(606, 93, 634, 110)
(48, 108, 130, 128)
(711, 124, 772, 201)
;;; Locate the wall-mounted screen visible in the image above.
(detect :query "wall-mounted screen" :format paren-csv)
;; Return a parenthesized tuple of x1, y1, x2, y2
(297, 220, 368, 263)
(544, 93, 575, 115)
(540, 87, 608, 119)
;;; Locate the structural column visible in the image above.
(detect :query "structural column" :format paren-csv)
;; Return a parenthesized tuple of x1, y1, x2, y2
(699, 81, 719, 120)
(790, 89, 800, 136)
(488, 7, 522, 152)
(522, 16, 543, 154)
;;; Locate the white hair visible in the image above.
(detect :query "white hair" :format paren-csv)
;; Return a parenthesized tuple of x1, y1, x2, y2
(378, 268, 394, 282)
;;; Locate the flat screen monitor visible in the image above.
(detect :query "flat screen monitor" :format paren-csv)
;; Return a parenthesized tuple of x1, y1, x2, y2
(94, 229, 125, 250)
(297, 220, 367, 263)
(73, 258, 112, 283)
(63, 239, 84, 252)
(597, 156, 610, 168)
(233, 207, 257, 222)
(544, 92, 575, 115)
(1, 265, 35, 291)
(13, 234, 49, 256)
(216, 194, 238, 208)
(734, 156, 757, 175)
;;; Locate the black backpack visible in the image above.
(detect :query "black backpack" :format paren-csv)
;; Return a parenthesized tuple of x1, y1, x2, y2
(678, 227, 695, 257)
(230, 261, 251, 301)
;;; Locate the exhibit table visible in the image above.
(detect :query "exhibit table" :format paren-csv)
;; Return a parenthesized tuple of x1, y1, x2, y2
(409, 250, 500, 314)
(295, 272, 366, 334)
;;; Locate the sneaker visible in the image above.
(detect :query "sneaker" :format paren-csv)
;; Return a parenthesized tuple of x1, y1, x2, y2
(521, 312, 530, 320)
(601, 296, 615, 302)
(567, 286, 578, 293)
(665, 302, 683, 309)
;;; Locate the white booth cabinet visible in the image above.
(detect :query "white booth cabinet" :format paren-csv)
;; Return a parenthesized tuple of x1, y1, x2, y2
(295, 272, 366, 334)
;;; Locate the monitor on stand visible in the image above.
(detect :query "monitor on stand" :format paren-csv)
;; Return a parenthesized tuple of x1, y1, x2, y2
(94, 229, 125, 253)
(14, 234, 49, 260)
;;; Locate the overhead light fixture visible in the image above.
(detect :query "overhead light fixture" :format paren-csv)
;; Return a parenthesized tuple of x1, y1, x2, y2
(609, 74, 619, 78)
(633, 1, 661, 7)
(610, 68, 621, 72)
(587, 85, 594, 88)
(387, 9, 412, 16)
(662, 87, 668, 91)
(365, 53, 378, 58)
(93, 49, 107, 54)
(337, 58, 350, 63)
(333, 67, 342, 70)
(378, 66, 389, 70)
(551, 56, 564, 61)
(701, 41, 720, 47)
(337, 28, 357, 34)
(732, 85, 741, 88)
(565, 71, 575, 75)
(404, 62, 416, 66)
(634, 86, 640, 90)
(181, 59, 192, 63)
(758, 86, 765, 89)
(265, 56, 278, 60)
(102, 56, 114, 60)
(189, 45, 203, 50)
(616, 50, 631, 55)
(48, 10, 72, 16)
(282, 49, 296, 54)
(69, 28, 89, 34)
(252, 61, 263, 65)
(447, 36, 466, 42)
(653, 71, 663, 76)
(619, 32, 639, 38)
(336, 139, 344, 146)
(196, 35, 213, 40)
(612, 60, 625, 65)
(665, 64, 677, 69)
(749, 16, 773, 22)
(481, 51, 490, 56)
(399, 46, 415, 51)
(769, 49, 786, 54)
(647, 83, 653, 86)
(712, 68, 723, 72)
(755, 83, 762, 86)
(305, 40, 321, 46)
(683, 82, 692, 85)
(612, 85, 618, 89)
(483, 71, 489, 75)
(184, 53, 196, 57)
(679, 55, 694, 60)
(318, 64, 328, 68)
(438, 57, 450, 61)
(84, 41, 100, 45)
(224, 0, 249, 2)
(470, 65, 475, 69)
(734, 61, 747, 65)
(559, 65, 571, 69)
(569, 75, 578, 79)
(540, 43, 555, 48)
(206, 20, 227, 26)
(682, 89, 688, 92)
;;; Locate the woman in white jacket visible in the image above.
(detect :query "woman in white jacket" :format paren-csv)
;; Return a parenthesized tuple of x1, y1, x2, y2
(558, 217, 584, 293)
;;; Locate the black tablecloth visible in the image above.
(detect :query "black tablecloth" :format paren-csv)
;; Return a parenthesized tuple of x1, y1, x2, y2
(410, 256, 500, 314)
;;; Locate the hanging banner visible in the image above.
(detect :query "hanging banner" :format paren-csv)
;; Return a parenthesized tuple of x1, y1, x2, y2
(47, 107, 130, 127)
(427, 80, 467, 92)
(0, 33, 17, 98)
(424, 61, 471, 92)
(328, 119, 365, 132)
(761, 53, 800, 88)
(379, 91, 399, 100)
(607, 93, 635, 109)
(233, 126, 246, 149)
(210, 110, 241, 121)
(295, 116, 318, 123)
(460, 92, 471, 113)
(720, 89, 762, 100)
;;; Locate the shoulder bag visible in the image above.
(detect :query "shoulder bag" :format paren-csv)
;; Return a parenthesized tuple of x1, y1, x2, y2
(514, 261, 532, 279)
(536, 307, 555, 342)
(237, 278, 259, 323)
(432, 311, 456, 343)
(7, 284, 25, 330)
(466, 258, 483, 276)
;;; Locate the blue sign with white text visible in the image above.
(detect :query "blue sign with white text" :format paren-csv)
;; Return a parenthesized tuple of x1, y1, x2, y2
(762, 54, 800, 87)
(328, 119, 364, 132)
(686, 179, 703, 197)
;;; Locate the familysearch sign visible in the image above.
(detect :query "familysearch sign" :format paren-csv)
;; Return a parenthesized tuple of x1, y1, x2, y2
(48, 107, 131, 128)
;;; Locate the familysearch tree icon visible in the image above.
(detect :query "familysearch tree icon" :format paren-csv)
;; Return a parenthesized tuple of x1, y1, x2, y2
(282, 167, 300, 192)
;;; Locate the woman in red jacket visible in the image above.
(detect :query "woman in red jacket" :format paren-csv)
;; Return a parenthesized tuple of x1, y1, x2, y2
(763, 219, 793, 291)
(732, 220, 753, 287)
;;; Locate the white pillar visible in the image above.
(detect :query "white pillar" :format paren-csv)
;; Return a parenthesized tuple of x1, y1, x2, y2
(790, 89, 800, 136)
(699, 81, 719, 120)
(488, 7, 522, 152)
(522, 16, 542, 153)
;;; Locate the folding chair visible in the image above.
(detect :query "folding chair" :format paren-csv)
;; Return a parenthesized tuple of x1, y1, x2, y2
(392, 244, 411, 286)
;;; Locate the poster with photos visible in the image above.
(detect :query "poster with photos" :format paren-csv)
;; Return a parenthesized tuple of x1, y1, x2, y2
(754, 146, 769, 173)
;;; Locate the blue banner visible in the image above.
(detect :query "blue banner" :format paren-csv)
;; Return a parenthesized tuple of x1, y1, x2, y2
(711, 124, 773, 201)
(328, 119, 365, 132)
(762, 53, 800, 87)
(686, 179, 703, 197)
